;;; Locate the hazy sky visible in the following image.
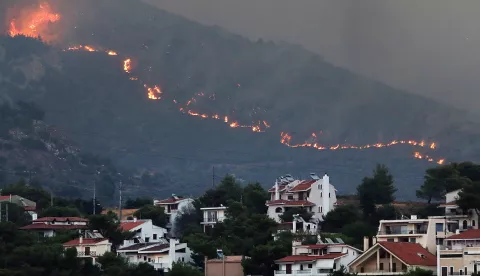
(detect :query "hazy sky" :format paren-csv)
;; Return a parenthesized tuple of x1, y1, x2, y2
(143, 0, 480, 112)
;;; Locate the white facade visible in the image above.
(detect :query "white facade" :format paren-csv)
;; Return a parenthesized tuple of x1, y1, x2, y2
(120, 218, 168, 243)
(200, 206, 227, 232)
(440, 189, 478, 231)
(154, 195, 194, 229)
(118, 238, 192, 271)
(63, 237, 112, 264)
(19, 217, 88, 237)
(266, 173, 337, 223)
(275, 241, 361, 276)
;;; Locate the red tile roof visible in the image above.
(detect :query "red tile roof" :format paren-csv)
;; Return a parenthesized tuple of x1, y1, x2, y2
(0, 196, 11, 200)
(276, 253, 346, 263)
(120, 220, 145, 231)
(438, 201, 457, 207)
(34, 217, 88, 222)
(378, 242, 436, 266)
(266, 200, 315, 206)
(24, 206, 36, 211)
(156, 197, 184, 204)
(63, 238, 109, 246)
(290, 180, 316, 192)
(20, 224, 88, 230)
(268, 184, 288, 192)
(446, 229, 480, 240)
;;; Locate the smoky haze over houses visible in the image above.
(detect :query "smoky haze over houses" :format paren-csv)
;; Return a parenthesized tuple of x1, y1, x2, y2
(145, 0, 480, 113)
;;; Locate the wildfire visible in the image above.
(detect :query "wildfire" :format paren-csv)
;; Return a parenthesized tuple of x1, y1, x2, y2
(144, 85, 162, 100)
(8, 2, 60, 42)
(414, 152, 445, 165)
(124, 59, 132, 73)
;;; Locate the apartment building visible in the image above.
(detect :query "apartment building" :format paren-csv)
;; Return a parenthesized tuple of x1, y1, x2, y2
(438, 189, 478, 232)
(349, 242, 437, 275)
(63, 235, 112, 264)
(200, 206, 227, 233)
(266, 173, 337, 223)
(120, 218, 167, 243)
(438, 229, 480, 276)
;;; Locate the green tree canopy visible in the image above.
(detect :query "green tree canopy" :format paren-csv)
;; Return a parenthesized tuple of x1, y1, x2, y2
(124, 197, 152, 209)
(456, 181, 480, 216)
(321, 204, 361, 232)
(167, 262, 203, 276)
(357, 164, 396, 218)
(133, 205, 167, 227)
(279, 207, 313, 222)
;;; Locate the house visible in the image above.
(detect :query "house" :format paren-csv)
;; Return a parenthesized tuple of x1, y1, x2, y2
(438, 229, 480, 276)
(120, 218, 167, 243)
(274, 215, 318, 239)
(154, 194, 194, 228)
(274, 239, 362, 276)
(438, 189, 478, 231)
(266, 173, 337, 224)
(349, 242, 437, 275)
(63, 234, 112, 264)
(205, 255, 245, 276)
(200, 206, 227, 233)
(375, 215, 457, 254)
(19, 216, 88, 237)
(117, 238, 192, 271)
(0, 194, 37, 220)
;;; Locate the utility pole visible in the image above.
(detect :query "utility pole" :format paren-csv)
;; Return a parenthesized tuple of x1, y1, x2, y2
(93, 180, 97, 215)
(5, 203, 8, 222)
(118, 180, 123, 221)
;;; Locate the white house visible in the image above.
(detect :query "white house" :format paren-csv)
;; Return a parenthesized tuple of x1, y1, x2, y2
(120, 218, 168, 243)
(19, 217, 88, 237)
(154, 195, 194, 229)
(63, 236, 112, 264)
(117, 238, 192, 271)
(438, 189, 478, 231)
(200, 206, 227, 233)
(0, 194, 38, 220)
(266, 173, 337, 223)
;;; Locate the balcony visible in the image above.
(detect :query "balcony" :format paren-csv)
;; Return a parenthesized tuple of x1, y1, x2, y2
(378, 229, 427, 235)
(274, 269, 331, 276)
(77, 251, 97, 257)
(201, 216, 225, 224)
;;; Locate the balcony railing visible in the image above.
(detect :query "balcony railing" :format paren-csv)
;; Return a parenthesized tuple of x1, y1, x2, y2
(274, 269, 332, 276)
(204, 217, 223, 223)
(77, 251, 97, 257)
(378, 229, 427, 235)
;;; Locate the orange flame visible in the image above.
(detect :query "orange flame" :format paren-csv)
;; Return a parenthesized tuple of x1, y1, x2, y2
(123, 59, 132, 73)
(8, 3, 60, 42)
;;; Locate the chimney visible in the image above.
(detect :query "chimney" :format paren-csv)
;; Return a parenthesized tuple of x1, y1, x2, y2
(322, 174, 330, 214)
(133, 217, 137, 222)
(79, 236, 83, 244)
(9, 194, 12, 202)
(169, 238, 177, 268)
(410, 215, 417, 220)
(275, 180, 280, 200)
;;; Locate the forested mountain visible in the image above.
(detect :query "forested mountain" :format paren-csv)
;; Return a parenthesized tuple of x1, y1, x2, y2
(0, 0, 479, 199)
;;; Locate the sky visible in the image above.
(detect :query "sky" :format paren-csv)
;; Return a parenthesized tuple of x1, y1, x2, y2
(143, 0, 480, 112)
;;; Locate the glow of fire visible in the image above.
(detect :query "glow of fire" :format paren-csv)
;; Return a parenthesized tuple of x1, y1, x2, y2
(123, 59, 132, 73)
(8, 3, 60, 41)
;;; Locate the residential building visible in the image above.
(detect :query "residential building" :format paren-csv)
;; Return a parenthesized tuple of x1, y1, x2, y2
(274, 239, 362, 276)
(120, 218, 167, 243)
(154, 194, 194, 228)
(200, 206, 227, 233)
(63, 235, 112, 264)
(19, 216, 88, 237)
(266, 173, 337, 224)
(117, 238, 192, 271)
(274, 215, 318, 239)
(375, 215, 457, 254)
(438, 189, 478, 231)
(205, 255, 245, 276)
(349, 242, 437, 275)
(0, 194, 37, 220)
(438, 229, 480, 276)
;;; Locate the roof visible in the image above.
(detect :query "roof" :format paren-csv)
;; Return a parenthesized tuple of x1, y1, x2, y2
(306, 244, 329, 249)
(24, 206, 36, 211)
(0, 196, 11, 200)
(33, 217, 88, 222)
(20, 224, 88, 230)
(118, 242, 159, 251)
(438, 201, 458, 207)
(446, 229, 480, 240)
(155, 196, 185, 204)
(266, 200, 315, 206)
(290, 180, 317, 192)
(276, 253, 346, 263)
(268, 184, 288, 192)
(378, 242, 436, 266)
(63, 238, 109, 246)
(139, 244, 169, 252)
(207, 256, 244, 263)
(120, 220, 146, 231)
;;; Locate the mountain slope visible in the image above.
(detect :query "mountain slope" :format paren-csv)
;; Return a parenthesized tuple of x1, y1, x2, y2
(0, 0, 479, 199)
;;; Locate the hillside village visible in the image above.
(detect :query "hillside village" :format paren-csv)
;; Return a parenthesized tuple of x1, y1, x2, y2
(1, 162, 480, 276)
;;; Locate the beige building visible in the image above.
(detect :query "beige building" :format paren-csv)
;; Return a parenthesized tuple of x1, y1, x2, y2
(63, 237, 112, 264)
(349, 241, 436, 275)
(439, 229, 480, 276)
(205, 256, 245, 276)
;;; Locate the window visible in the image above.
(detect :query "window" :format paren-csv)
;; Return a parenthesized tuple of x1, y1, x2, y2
(402, 264, 407, 271)
(450, 267, 454, 275)
(460, 270, 463, 275)
(387, 238, 394, 242)
(329, 193, 331, 198)
(308, 264, 313, 269)
(409, 238, 416, 243)
(465, 267, 468, 275)
(153, 234, 157, 240)
(379, 249, 386, 258)
(275, 207, 283, 213)
(182, 257, 185, 262)
(320, 207, 323, 213)
(145, 237, 150, 242)
(360, 267, 364, 273)
(318, 207, 321, 213)
(436, 223, 444, 232)
(144, 256, 147, 261)
(379, 263, 384, 270)
(288, 195, 293, 200)
(333, 263, 336, 269)
(300, 264, 304, 270)
(321, 192, 322, 198)
(473, 220, 476, 227)
(392, 263, 396, 272)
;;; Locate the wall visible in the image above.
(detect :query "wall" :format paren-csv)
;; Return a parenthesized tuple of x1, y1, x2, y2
(206, 262, 244, 276)
(350, 249, 406, 273)
(130, 220, 167, 242)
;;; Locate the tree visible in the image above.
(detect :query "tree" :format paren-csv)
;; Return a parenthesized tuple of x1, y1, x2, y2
(133, 205, 167, 227)
(340, 221, 375, 250)
(279, 207, 313, 222)
(357, 164, 396, 218)
(167, 262, 203, 276)
(198, 175, 243, 207)
(242, 183, 269, 214)
(88, 214, 133, 250)
(416, 164, 469, 203)
(456, 181, 480, 216)
(404, 267, 434, 276)
(321, 204, 360, 232)
(328, 265, 357, 276)
(124, 197, 152, 209)
(39, 206, 82, 217)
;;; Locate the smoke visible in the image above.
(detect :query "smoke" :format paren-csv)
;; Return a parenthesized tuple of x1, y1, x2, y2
(143, 0, 480, 112)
